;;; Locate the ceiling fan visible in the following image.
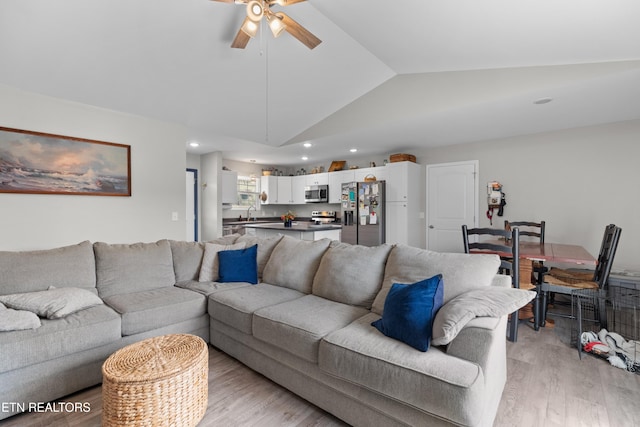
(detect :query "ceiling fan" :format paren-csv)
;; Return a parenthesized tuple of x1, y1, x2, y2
(213, 0, 321, 50)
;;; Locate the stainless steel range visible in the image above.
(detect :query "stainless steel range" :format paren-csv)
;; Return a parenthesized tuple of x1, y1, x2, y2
(311, 210, 337, 224)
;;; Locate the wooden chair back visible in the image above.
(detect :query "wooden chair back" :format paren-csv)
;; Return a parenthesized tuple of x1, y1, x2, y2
(505, 220, 545, 243)
(593, 224, 622, 288)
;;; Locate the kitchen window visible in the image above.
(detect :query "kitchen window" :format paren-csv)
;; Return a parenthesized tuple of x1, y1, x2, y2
(233, 175, 260, 211)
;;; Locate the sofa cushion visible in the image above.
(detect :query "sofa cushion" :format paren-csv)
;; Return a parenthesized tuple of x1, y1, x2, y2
(372, 245, 500, 315)
(0, 304, 121, 374)
(262, 236, 331, 293)
(371, 275, 444, 352)
(0, 241, 96, 295)
(94, 240, 176, 299)
(0, 287, 103, 319)
(0, 302, 41, 331)
(236, 234, 283, 279)
(208, 283, 304, 335)
(253, 295, 369, 363)
(175, 279, 252, 297)
(218, 244, 258, 284)
(319, 312, 486, 426)
(102, 287, 207, 336)
(198, 242, 246, 282)
(312, 243, 393, 308)
(432, 287, 536, 346)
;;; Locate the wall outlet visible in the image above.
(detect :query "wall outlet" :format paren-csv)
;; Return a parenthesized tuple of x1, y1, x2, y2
(171, 212, 179, 221)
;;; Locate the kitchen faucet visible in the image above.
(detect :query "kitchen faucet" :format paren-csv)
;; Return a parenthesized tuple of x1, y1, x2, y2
(246, 205, 256, 221)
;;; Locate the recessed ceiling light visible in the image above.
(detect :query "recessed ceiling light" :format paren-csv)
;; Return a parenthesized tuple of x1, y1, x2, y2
(533, 97, 553, 105)
(301, 156, 308, 161)
(189, 142, 200, 147)
(303, 142, 312, 148)
(350, 148, 357, 153)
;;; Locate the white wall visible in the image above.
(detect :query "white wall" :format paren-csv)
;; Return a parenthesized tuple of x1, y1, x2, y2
(417, 119, 640, 272)
(0, 84, 188, 250)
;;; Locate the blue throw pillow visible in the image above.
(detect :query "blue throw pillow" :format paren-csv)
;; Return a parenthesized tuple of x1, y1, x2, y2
(217, 244, 258, 284)
(371, 274, 444, 352)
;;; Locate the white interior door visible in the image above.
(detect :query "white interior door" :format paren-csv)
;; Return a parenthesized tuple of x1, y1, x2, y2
(426, 161, 477, 253)
(186, 169, 197, 242)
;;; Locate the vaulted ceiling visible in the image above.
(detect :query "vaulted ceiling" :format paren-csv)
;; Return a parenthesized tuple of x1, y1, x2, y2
(1, 0, 639, 165)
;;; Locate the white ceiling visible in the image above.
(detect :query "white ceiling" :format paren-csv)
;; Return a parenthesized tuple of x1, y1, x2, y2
(1, 0, 640, 166)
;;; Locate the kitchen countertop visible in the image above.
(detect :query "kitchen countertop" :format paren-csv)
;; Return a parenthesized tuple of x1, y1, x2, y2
(242, 222, 342, 232)
(223, 220, 275, 226)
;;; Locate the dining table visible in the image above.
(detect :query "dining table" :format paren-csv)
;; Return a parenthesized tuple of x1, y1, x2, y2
(473, 240, 596, 266)
(514, 241, 596, 266)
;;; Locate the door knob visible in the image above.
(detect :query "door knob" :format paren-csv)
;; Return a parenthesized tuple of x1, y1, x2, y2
(429, 225, 434, 229)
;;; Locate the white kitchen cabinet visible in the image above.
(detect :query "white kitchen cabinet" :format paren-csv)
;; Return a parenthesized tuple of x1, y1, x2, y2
(385, 161, 421, 202)
(291, 175, 307, 204)
(272, 176, 305, 204)
(328, 170, 355, 204)
(260, 175, 278, 205)
(221, 170, 238, 204)
(384, 162, 423, 247)
(277, 176, 292, 204)
(305, 173, 328, 186)
(385, 201, 422, 247)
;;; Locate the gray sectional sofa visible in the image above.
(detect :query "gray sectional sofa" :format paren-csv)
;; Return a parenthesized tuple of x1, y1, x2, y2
(0, 234, 534, 426)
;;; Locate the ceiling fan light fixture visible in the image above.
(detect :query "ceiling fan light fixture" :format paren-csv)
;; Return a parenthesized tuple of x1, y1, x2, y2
(246, 1, 264, 21)
(266, 12, 286, 37)
(240, 16, 260, 37)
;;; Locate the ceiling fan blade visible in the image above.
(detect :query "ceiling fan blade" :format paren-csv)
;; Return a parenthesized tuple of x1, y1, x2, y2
(231, 29, 251, 49)
(276, 12, 321, 49)
(268, 0, 307, 6)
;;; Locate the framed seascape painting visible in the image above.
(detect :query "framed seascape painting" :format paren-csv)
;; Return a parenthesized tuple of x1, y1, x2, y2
(0, 127, 131, 196)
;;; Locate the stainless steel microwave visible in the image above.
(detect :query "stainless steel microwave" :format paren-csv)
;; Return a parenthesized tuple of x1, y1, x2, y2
(304, 185, 328, 203)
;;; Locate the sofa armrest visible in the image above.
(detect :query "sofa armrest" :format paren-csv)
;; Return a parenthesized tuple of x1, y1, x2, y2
(445, 316, 508, 374)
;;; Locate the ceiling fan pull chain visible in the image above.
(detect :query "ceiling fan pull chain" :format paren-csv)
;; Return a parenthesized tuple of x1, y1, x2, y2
(264, 35, 270, 143)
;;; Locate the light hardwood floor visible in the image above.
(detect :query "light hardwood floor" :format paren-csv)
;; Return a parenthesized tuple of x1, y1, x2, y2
(2, 315, 639, 427)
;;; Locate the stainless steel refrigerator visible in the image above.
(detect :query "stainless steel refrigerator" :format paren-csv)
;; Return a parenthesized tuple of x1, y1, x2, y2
(341, 180, 385, 246)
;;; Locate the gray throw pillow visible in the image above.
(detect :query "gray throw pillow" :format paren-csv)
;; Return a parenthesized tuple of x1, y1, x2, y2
(431, 287, 536, 346)
(0, 287, 104, 319)
(0, 302, 41, 331)
(198, 242, 246, 282)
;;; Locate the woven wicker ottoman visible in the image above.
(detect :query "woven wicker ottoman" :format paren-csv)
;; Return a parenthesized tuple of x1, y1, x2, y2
(102, 334, 208, 427)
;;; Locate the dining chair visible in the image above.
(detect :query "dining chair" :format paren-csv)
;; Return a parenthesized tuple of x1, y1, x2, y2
(504, 220, 547, 285)
(462, 225, 534, 342)
(540, 224, 622, 323)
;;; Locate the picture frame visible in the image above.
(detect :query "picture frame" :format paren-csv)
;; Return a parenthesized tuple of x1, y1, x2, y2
(0, 127, 131, 196)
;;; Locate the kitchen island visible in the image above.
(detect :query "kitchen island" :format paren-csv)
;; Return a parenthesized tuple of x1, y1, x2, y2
(243, 222, 341, 241)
